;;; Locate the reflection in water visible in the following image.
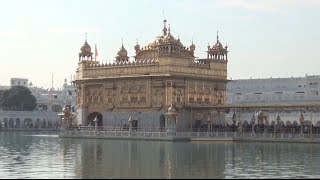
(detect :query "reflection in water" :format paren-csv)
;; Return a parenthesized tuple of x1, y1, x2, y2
(1, 131, 320, 178)
(61, 139, 226, 179)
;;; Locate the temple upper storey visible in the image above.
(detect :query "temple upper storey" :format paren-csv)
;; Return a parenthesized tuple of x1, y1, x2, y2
(76, 19, 229, 82)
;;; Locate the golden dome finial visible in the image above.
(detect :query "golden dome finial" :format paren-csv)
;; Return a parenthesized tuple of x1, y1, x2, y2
(163, 19, 168, 36)
(85, 32, 87, 43)
(217, 31, 219, 42)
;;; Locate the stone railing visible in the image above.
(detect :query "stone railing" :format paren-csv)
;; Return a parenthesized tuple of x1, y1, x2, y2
(189, 61, 210, 68)
(85, 59, 159, 69)
(61, 126, 320, 141)
(80, 63, 225, 80)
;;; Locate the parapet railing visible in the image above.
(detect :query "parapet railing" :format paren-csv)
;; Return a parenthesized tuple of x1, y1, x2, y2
(60, 126, 320, 140)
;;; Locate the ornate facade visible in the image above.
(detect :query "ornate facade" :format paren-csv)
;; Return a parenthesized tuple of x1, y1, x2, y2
(74, 20, 229, 131)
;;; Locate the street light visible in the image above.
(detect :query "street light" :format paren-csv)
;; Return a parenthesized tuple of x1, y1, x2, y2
(128, 116, 132, 132)
(251, 113, 255, 136)
(207, 114, 211, 132)
(274, 113, 280, 137)
(232, 112, 237, 126)
(299, 112, 304, 135)
(276, 114, 281, 126)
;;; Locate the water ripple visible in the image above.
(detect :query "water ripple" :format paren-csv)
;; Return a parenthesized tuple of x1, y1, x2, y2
(1, 132, 320, 178)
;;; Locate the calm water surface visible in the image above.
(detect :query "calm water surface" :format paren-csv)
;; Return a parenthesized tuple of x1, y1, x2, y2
(0, 131, 320, 179)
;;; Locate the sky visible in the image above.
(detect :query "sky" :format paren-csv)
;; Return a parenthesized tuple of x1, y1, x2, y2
(0, 0, 319, 89)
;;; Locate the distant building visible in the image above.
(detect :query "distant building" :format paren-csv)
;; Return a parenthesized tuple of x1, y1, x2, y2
(0, 78, 76, 129)
(10, 78, 28, 87)
(226, 75, 320, 125)
(32, 78, 77, 112)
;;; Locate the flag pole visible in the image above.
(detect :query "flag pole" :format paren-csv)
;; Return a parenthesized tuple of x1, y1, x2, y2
(95, 44, 97, 62)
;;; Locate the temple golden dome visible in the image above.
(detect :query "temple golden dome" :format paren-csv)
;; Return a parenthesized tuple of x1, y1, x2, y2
(212, 40, 224, 49)
(145, 22, 184, 48)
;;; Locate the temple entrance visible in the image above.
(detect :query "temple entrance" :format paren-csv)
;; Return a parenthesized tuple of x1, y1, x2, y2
(41, 119, 47, 128)
(3, 118, 8, 128)
(35, 119, 41, 128)
(195, 120, 202, 129)
(16, 119, 21, 128)
(24, 118, 33, 128)
(87, 112, 103, 126)
(132, 120, 138, 130)
(160, 115, 165, 128)
(9, 118, 14, 128)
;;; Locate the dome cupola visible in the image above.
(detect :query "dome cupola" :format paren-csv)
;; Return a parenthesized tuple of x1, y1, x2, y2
(79, 33, 93, 61)
(115, 39, 129, 62)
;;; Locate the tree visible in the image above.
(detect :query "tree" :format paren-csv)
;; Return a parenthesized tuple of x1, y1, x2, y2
(0, 86, 37, 111)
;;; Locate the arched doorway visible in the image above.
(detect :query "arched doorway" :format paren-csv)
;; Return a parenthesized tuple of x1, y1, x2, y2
(16, 119, 21, 128)
(41, 119, 47, 128)
(35, 119, 41, 128)
(195, 120, 202, 129)
(87, 112, 103, 126)
(48, 121, 53, 128)
(3, 118, 8, 128)
(132, 120, 138, 130)
(24, 118, 33, 128)
(160, 115, 165, 129)
(9, 118, 14, 128)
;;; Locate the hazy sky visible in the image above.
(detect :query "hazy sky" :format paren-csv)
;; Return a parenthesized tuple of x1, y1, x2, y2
(0, 0, 319, 89)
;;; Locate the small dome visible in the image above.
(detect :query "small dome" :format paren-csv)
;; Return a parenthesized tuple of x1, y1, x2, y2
(134, 43, 140, 52)
(117, 45, 128, 57)
(80, 41, 91, 54)
(189, 43, 195, 52)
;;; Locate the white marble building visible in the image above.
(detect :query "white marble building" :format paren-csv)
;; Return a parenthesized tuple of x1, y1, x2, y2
(0, 78, 76, 129)
(225, 75, 320, 126)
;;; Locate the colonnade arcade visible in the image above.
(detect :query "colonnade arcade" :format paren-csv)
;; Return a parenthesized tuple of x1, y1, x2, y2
(0, 118, 59, 129)
(209, 104, 320, 134)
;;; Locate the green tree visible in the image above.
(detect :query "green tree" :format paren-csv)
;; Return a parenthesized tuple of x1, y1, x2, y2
(0, 86, 37, 111)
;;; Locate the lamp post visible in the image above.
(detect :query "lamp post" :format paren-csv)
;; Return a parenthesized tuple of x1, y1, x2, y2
(276, 113, 281, 132)
(207, 114, 211, 132)
(310, 111, 313, 138)
(251, 113, 255, 136)
(238, 112, 243, 138)
(299, 111, 304, 136)
(128, 116, 132, 133)
(274, 113, 280, 138)
(232, 112, 237, 132)
(93, 116, 98, 135)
